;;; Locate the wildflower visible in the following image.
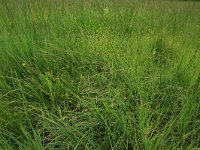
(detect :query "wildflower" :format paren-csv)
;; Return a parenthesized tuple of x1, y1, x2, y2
(22, 63, 26, 67)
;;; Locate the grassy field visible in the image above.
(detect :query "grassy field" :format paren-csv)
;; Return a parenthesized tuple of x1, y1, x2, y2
(0, 0, 200, 149)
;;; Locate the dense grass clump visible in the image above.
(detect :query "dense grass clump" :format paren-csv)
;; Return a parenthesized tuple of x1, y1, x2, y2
(0, 0, 200, 149)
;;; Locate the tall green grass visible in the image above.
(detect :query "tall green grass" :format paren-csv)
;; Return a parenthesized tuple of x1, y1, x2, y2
(0, 0, 200, 149)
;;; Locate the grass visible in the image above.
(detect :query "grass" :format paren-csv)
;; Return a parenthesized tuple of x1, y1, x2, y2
(0, 0, 200, 149)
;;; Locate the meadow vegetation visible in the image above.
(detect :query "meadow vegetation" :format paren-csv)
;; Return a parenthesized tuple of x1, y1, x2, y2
(0, 0, 200, 149)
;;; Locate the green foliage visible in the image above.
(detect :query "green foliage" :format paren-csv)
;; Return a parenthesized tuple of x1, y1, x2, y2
(0, 0, 200, 149)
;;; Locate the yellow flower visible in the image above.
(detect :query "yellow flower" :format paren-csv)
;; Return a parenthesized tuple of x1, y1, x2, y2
(22, 63, 26, 67)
